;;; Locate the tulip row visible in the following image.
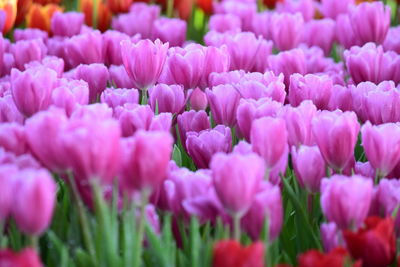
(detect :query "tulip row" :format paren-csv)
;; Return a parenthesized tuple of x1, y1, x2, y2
(1, 0, 400, 266)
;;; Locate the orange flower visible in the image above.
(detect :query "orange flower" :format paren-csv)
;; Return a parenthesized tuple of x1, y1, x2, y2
(80, 0, 112, 32)
(0, 0, 17, 33)
(33, 0, 61, 5)
(106, 0, 132, 13)
(15, 0, 33, 25)
(26, 3, 63, 32)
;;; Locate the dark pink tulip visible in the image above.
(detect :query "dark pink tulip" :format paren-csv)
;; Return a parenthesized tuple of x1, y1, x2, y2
(149, 83, 185, 114)
(51, 11, 84, 37)
(268, 48, 307, 88)
(335, 14, 361, 50)
(211, 152, 265, 216)
(13, 168, 56, 235)
(312, 110, 359, 173)
(116, 104, 153, 136)
(320, 0, 355, 19)
(100, 88, 139, 110)
(269, 12, 304, 51)
(186, 125, 232, 169)
(383, 26, 400, 54)
(25, 56, 65, 78)
(102, 30, 131, 66)
(152, 18, 186, 47)
(148, 112, 172, 133)
(276, 0, 315, 22)
(354, 161, 375, 179)
(159, 45, 205, 90)
(0, 164, 18, 220)
(65, 31, 104, 68)
(25, 108, 69, 172)
(206, 84, 241, 127)
(11, 67, 59, 117)
(302, 19, 335, 55)
(51, 79, 89, 116)
(74, 63, 109, 103)
(321, 175, 373, 229)
(236, 98, 283, 141)
(108, 65, 136, 89)
(251, 117, 288, 171)
(380, 51, 400, 85)
(11, 39, 47, 70)
(361, 122, 400, 178)
(112, 3, 160, 38)
(189, 88, 208, 111)
(213, 0, 256, 31)
(344, 43, 384, 85)
(0, 95, 24, 123)
(0, 123, 27, 155)
(292, 145, 326, 193)
(163, 167, 222, 223)
(321, 222, 342, 252)
(121, 39, 168, 90)
(177, 110, 210, 147)
(289, 73, 333, 110)
(60, 118, 121, 184)
(350, 2, 391, 45)
(241, 181, 283, 241)
(13, 29, 48, 42)
(278, 100, 317, 147)
(121, 130, 173, 193)
(209, 14, 241, 33)
(199, 45, 230, 89)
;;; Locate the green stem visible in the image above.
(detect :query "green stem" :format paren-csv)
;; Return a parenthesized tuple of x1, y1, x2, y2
(167, 0, 174, 18)
(0, 220, 4, 248)
(92, 0, 99, 29)
(257, 0, 264, 12)
(67, 173, 96, 260)
(132, 189, 150, 267)
(141, 88, 148, 105)
(29, 235, 39, 252)
(233, 213, 241, 241)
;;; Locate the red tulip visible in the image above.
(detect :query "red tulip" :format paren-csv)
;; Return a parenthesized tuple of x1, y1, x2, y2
(298, 247, 361, 267)
(0, 248, 42, 267)
(343, 216, 396, 267)
(213, 240, 264, 267)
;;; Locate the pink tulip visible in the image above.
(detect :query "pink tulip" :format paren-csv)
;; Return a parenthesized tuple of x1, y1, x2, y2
(189, 88, 208, 111)
(289, 73, 333, 110)
(74, 63, 109, 103)
(149, 84, 185, 114)
(100, 88, 139, 110)
(213, 0, 256, 31)
(0, 164, 18, 220)
(302, 19, 336, 55)
(24, 56, 65, 78)
(276, 0, 315, 22)
(51, 11, 84, 37)
(152, 18, 187, 47)
(241, 181, 283, 241)
(236, 98, 283, 141)
(335, 14, 361, 49)
(121, 39, 168, 90)
(102, 30, 131, 66)
(0, 123, 27, 155)
(0, 95, 23, 124)
(13, 168, 56, 235)
(51, 79, 89, 116)
(177, 110, 211, 149)
(159, 45, 205, 90)
(211, 152, 265, 216)
(320, 222, 343, 252)
(108, 65, 136, 89)
(11, 67, 59, 117)
(278, 100, 316, 147)
(121, 130, 173, 193)
(350, 2, 391, 45)
(11, 39, 47, 70)
(251, 11, 271, 40)
(251, 117, 288, 171)
(13, 29, 47, 42)
(199, 45, 230, 89)
(320, 175, 373, 229)
(320, 0, 355, 19)
(292, 145, 326, 193)
(312, 110, 360, 173)
(209, 14, 242, 33)
(269, 12, 304, 51)
(186, 125, 232, 169)
(206, 84, 241, 127)
(383, 26, 400, 54)
(375, 179, 400, 219)
(361, 122, 400, 178)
